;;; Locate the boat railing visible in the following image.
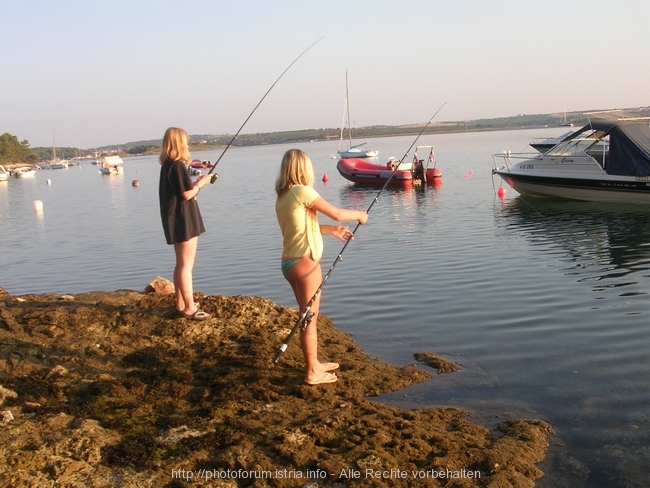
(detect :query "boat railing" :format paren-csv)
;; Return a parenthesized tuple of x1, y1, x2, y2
(491, 151, 539, 170)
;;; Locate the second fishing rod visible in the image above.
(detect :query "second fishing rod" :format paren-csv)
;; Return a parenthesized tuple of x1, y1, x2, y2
(273, 102, 446, 364)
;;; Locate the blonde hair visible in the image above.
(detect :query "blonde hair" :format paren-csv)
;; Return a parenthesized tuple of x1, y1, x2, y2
(159, 127, 190, 165)
(275, 149, 315, 196)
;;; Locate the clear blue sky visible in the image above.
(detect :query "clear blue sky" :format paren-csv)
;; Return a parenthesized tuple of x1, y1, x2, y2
(2, 0, 648, 149)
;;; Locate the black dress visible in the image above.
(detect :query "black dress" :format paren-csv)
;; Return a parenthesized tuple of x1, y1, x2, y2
(159, 159, 206, 244)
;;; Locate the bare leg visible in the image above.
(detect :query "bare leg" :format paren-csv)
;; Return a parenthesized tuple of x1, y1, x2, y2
(173, 237, 198, 315)
(285, 257, 337, 383)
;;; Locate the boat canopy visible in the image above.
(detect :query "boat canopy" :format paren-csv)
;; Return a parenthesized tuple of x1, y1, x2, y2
(569, 121, 650, 176)
(100, 155, 124, 166)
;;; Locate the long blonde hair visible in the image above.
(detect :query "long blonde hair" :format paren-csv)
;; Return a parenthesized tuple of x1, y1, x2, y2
(159, 127, 190, 165)
(275, 149, 315, 196)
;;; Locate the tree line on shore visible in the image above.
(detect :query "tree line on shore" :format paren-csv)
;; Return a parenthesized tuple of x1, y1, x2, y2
(4, 107, 649, 164)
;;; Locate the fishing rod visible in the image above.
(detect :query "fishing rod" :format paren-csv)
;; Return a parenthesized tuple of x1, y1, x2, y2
(273, 102, 447, 364)
(208, 37, 324, 184)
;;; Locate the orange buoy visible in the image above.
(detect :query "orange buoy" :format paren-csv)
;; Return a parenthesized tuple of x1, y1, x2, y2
(497, 186, 507, 198)
(322, 172, 329, 182)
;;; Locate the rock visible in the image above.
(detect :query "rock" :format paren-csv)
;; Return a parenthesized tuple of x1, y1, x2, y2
(144, 276, 175, 294)
(47, 365, 69, 378)
(414, 351, 461, 374)
(0, 385, 18, 406)
(1, 410, 14, 422)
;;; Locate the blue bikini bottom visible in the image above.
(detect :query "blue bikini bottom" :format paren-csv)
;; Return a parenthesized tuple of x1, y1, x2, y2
(281, 259, 301, 279)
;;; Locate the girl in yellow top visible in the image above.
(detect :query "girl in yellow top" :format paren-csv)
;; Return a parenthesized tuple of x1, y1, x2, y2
(275, 149, 368, 385)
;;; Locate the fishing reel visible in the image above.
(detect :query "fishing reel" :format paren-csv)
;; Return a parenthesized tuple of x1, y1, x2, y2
(210, 173, 219, 184)
(300, 312, 315, 331)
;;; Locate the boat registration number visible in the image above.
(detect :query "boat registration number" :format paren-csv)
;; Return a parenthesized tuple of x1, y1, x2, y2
(520, 164, 534, 170)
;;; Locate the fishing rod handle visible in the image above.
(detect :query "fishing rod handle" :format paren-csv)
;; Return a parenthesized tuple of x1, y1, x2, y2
(273, 311, 314, 363)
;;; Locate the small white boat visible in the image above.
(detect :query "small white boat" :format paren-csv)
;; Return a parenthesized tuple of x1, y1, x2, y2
(0, 165, 8, 181)
(338, 146, 379, 159)
(13, 167, 36, 178)
(98, 156, 124, 175)
(492, 119, 650, 203)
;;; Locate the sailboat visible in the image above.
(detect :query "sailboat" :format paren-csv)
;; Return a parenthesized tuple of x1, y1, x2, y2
(559, 108, 574, 127)
(50, 130, 68, 169)
(337, 71, 378, 159)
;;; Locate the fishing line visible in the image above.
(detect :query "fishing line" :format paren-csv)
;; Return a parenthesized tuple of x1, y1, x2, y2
(273, 102, 447, 364)
(208, 37, 324, 183)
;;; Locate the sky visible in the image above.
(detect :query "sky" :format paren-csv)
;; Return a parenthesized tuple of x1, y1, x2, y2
(1, 0, 649, 149)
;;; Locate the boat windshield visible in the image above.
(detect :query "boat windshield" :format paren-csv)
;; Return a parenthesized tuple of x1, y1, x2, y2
(546, 137, 604, 157)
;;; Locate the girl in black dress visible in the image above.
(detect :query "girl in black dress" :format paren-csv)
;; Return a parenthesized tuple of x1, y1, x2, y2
(159, 127, 212, 319)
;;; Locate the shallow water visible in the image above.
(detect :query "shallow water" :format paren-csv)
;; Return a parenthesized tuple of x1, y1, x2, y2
(2, 129, 650, 486)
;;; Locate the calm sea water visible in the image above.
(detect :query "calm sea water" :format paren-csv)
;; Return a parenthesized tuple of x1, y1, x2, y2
(2, 129, 650, 486)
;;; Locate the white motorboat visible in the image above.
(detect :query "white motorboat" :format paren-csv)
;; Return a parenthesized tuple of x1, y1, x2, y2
(13, 167, 36, 178)
(97, 156, 124, 175)
(0, 165, 8, 181)
(492, 119, 650, 203)
(529, 131, 575, 153)
(336, 71, 378, 159)
(50, 160, 68, 169)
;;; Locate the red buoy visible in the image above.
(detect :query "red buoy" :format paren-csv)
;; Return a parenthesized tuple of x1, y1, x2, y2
(497, 186, 507, 198)
(322, 172, 329, 182)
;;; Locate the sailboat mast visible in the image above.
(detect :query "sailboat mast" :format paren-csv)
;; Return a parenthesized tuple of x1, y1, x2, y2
(338, 94, 346, 152)
(345, 71, 352, 148)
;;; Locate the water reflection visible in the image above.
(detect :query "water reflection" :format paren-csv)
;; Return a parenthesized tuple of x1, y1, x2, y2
(495, 197, 650, 296)
(338, 183, 442, 212)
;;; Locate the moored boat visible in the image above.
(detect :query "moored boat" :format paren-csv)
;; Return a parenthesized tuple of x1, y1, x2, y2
(50, 160, 68, 169)
(492, 119, 650, 203)
(338, 146, 379, 159)
(13, 167, 36, 178)
(336, 71, 378, 159)
(190, 159, 213, 169)
(98, 156, 124, 175)
(0, 165, 8, 181)
(529, 131, 575, 153)
(337, 145, 441, 186)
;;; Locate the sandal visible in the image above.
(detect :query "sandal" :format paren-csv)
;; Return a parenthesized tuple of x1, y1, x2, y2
(323, 362, 339, 372)
(180, 309, 211, 320)
(174, 302, 201, 317)
(304, 372, 337, 385)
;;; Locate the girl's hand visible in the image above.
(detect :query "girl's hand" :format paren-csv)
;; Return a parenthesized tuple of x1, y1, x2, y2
(197, 174, 212, 187)
(331, 226, 354, 242)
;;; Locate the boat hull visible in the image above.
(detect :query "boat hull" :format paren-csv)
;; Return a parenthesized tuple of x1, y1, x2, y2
(99, 167, 124, 175)
(338, 149, 379, 159)
(337, 158, 413, 186)
(494, 170, 650, 203)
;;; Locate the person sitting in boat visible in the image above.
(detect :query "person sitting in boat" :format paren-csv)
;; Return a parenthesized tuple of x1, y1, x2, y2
(387, 158, 398, 171)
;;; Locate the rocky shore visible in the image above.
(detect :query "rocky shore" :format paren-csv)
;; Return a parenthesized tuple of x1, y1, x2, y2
(0, 285, 553, 487)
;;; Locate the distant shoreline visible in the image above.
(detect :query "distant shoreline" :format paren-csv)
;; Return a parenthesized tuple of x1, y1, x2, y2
(13, 105, 650, 163)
